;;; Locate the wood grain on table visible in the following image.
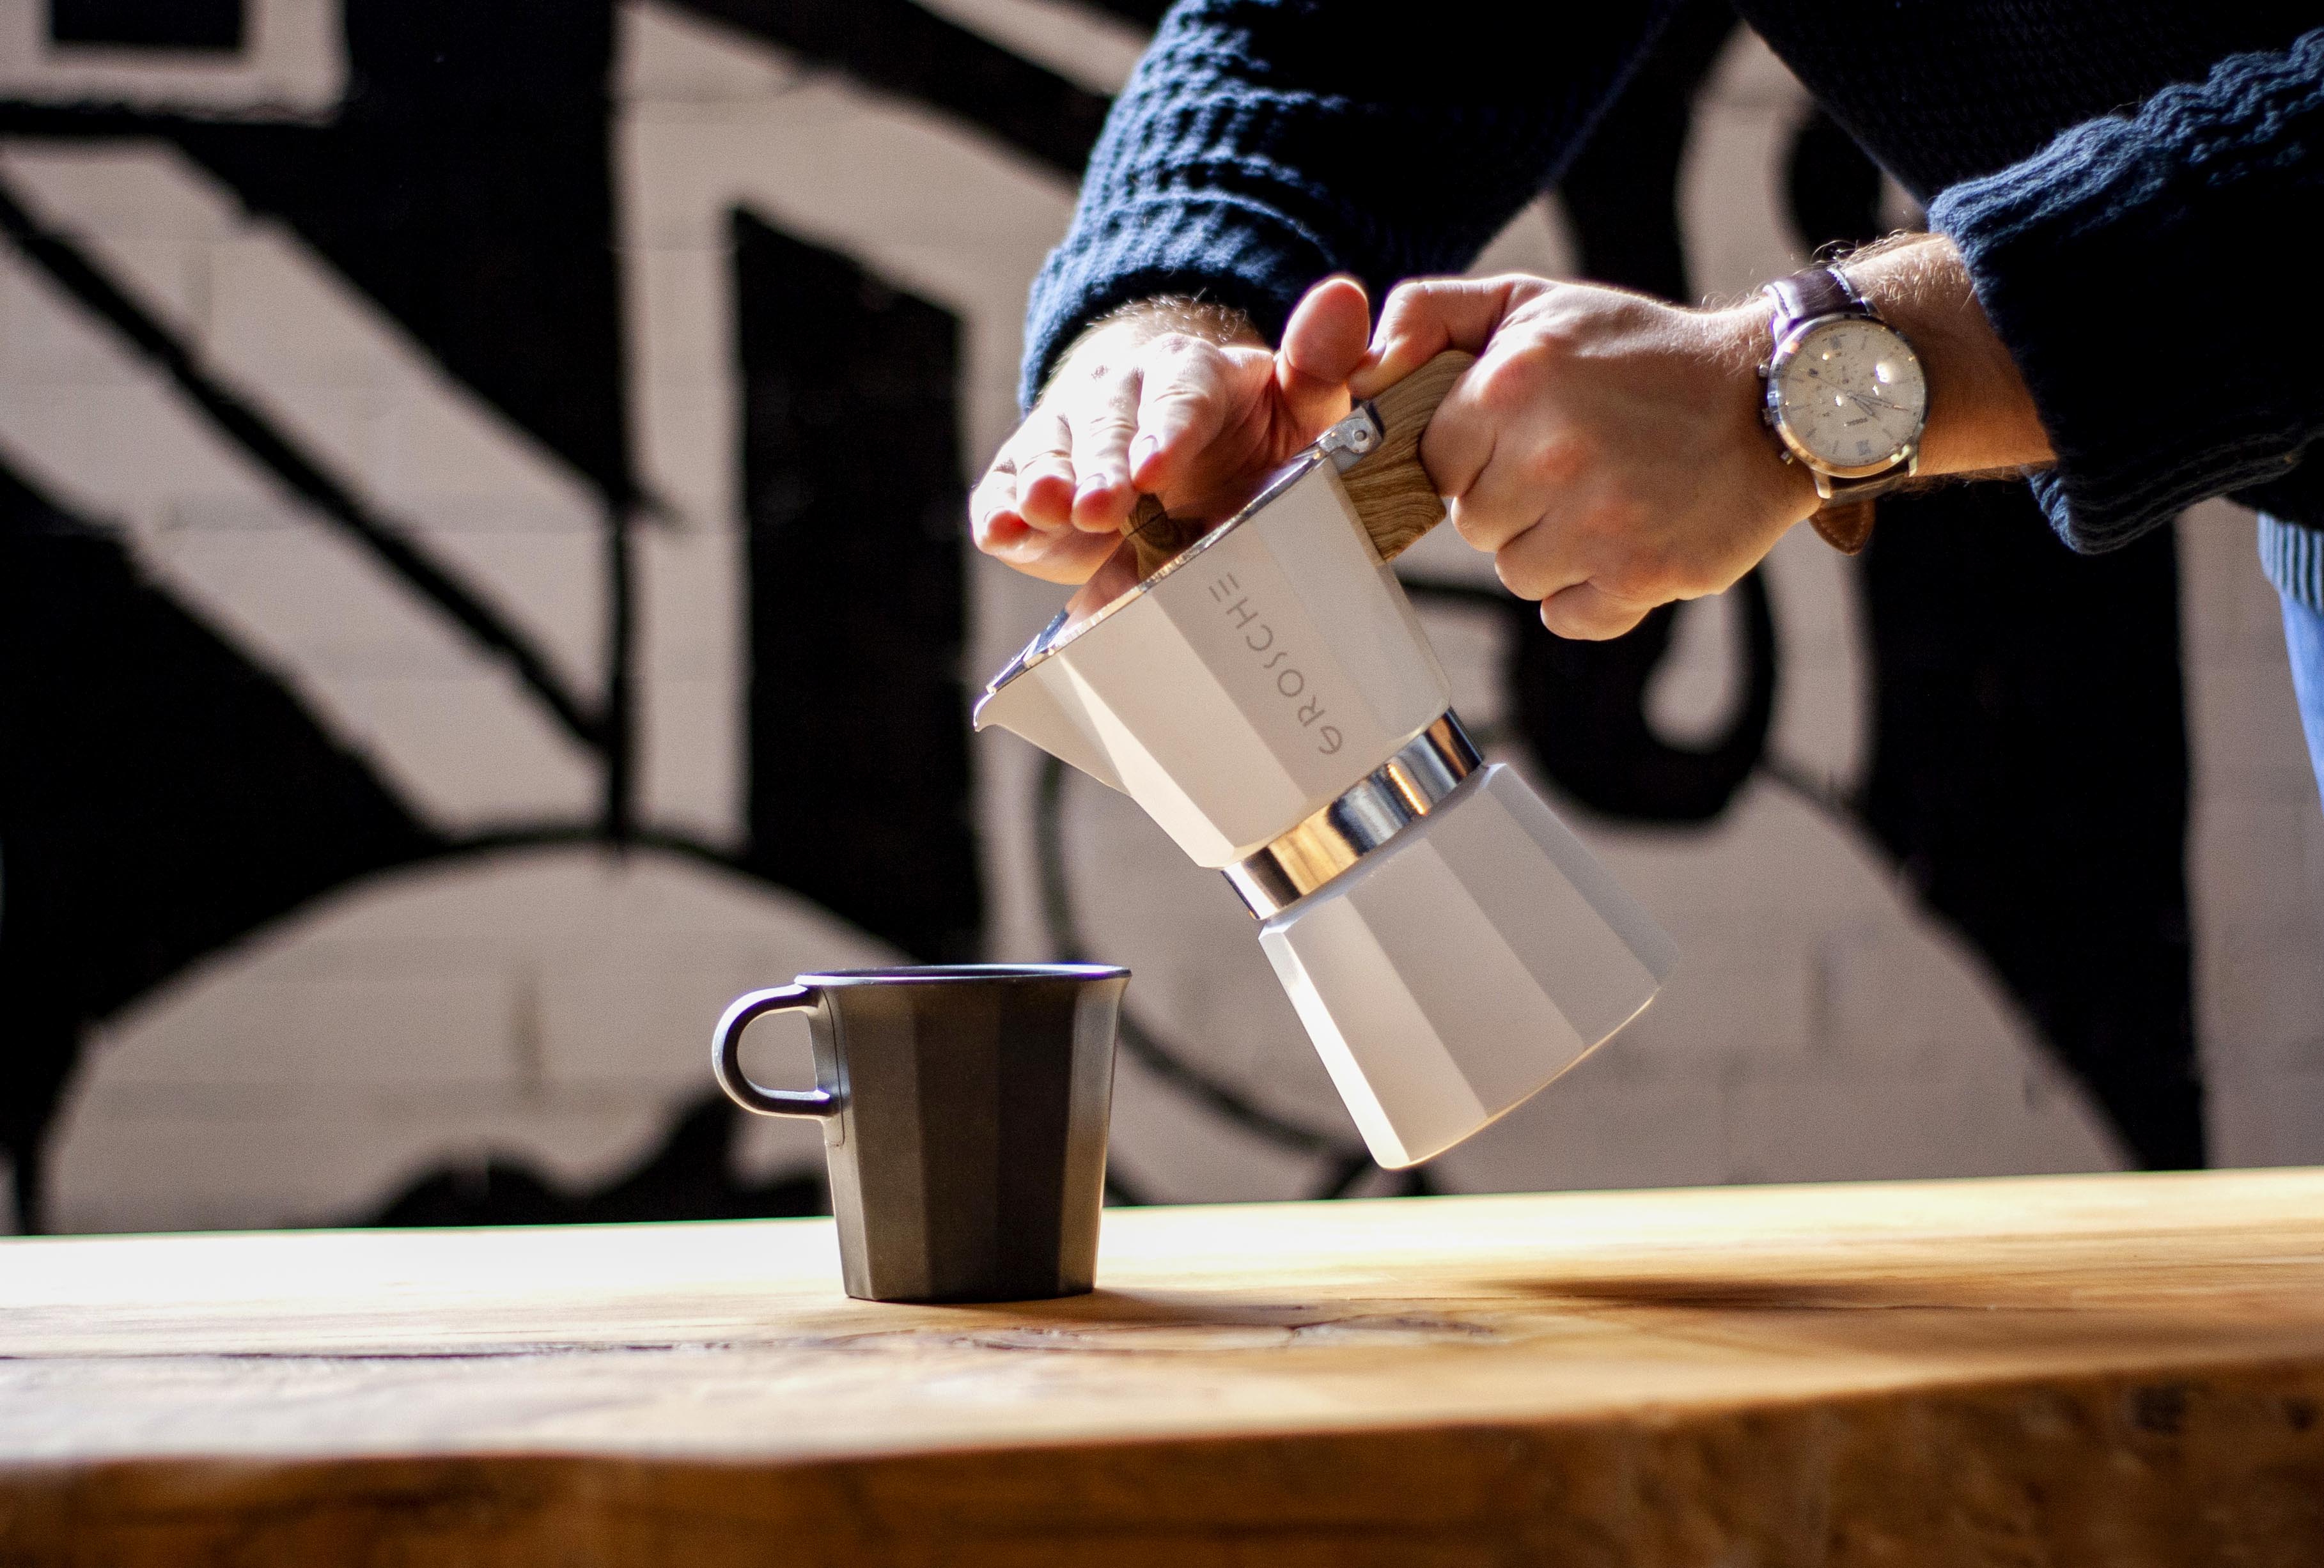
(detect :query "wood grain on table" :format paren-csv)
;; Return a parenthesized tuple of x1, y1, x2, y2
(4, 1168, 2323, 1565)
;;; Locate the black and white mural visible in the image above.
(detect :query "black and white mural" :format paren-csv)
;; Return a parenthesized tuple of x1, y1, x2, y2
(3, 0, 2316, 1236)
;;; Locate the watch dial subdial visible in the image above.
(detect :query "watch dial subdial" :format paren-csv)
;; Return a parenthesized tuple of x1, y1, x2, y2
(1774, 320, 1927, 470)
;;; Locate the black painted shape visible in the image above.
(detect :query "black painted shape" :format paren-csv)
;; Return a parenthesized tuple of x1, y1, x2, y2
(368, 1096, 830, 1225)
(1491, 0, 1774, 829)
(1556, 0, 1740, 304)
(3, 1, 638, 828)
(1775, 104, 2201, 1168)
(732, 210, 981, 963)
(0, 175, 608, 759)
(1786, 104, 1893, 260)
(0, 462, 439, 1230)
(50, 0, 242, 49)
(1507, 573, 1779, 823)
(670, 0, 1112, 178)
(157, 0, 637, 510)
(1862, 490, 2201, 1169)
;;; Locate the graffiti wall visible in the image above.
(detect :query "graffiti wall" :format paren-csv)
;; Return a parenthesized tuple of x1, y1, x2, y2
(2, 0, 2317, 1235)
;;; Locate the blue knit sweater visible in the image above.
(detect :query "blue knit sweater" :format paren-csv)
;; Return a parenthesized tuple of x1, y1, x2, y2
(1024, 3, 2324, 608)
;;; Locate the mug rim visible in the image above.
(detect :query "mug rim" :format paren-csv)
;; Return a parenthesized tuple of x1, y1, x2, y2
(794, 963, 1128, 986)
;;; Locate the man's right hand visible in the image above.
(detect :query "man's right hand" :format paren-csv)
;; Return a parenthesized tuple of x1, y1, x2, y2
(971, 276, 1373, 585)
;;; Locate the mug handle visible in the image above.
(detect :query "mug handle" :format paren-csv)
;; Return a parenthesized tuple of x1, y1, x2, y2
(712, 985, 842, 1121)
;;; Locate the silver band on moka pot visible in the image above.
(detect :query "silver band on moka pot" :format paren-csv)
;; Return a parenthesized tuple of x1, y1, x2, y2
(1222, 713, 1481, 919)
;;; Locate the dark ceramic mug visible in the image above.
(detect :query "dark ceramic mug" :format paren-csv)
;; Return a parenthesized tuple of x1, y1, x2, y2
(712, 965, 1128, 1303)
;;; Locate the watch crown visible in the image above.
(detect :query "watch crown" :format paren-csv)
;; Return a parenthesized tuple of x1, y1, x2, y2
(1754, 361, 1769, 379)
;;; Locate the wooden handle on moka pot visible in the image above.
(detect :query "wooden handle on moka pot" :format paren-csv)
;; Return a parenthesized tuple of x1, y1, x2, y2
(1335, 348, 1474, 561)
(1120, 350, 1476, 580)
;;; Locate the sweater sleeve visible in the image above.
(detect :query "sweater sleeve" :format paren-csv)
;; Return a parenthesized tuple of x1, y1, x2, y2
(1019, 0, 1676, 407)
(1930, 28, 2324, 554)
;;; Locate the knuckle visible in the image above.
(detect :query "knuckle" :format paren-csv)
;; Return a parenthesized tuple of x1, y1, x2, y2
(1601, 541, 1677, 606)
(1524, 433, 1589, 489)
(1472, 351, 1550, 415)
(1020, 457, 1075, 491)
(970, 490, 1017, 535)
(1542, 593, 1624, 642)
(1491, 550, 1543, 601)
(1447, 501, 1504, 552)
(1009, 415, 1072, 462)
(1144, 380, 1217, 417)
(1144, 332, 1215, 368)
(1076, 409, 1138, 446)
(1521, 313, 1585, 357)
(1376, 279, 1449, 334)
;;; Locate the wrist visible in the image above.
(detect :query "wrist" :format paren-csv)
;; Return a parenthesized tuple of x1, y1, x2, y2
(1710, 301, 1823, 528)
(1837, 238, 2051, 476)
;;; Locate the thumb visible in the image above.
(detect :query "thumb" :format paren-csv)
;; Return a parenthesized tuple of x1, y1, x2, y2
(1274, 274, 1369, 430)
(1352, 276, 1530, 398)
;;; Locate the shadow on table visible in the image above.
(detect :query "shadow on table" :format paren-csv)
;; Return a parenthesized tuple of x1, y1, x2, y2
(883, 1265, 2321, 1370)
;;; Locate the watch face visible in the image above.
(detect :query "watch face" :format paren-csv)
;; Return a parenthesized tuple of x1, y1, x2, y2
(1770, 318, 1928, 472)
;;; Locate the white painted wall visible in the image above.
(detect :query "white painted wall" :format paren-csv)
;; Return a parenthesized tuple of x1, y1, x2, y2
(12, 14, 2317, 1234)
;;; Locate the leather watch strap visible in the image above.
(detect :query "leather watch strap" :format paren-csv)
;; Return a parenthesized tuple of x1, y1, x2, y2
(1809, 499, 1878, 555)
(1765, 265, 1859, 335)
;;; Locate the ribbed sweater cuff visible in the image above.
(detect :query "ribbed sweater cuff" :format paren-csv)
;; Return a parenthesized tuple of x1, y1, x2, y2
(1018, 194, 1332, 410)
(1930, 28, 2324, 555)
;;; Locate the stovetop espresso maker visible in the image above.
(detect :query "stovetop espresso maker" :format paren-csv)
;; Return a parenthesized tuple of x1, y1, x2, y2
(976, 353, 1676, 1168)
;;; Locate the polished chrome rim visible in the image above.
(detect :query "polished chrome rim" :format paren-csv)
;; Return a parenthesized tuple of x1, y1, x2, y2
(1221, 713, 1481, 919)
(797, 965, 1129, 985)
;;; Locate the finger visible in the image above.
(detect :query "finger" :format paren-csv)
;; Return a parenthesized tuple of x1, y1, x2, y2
(1481, 510, 1587, 604)
(1067, 366, 1143, 533)
(1274, 274, 1369, 432)
(1353, 275, 1529, 397)
(1009, 408, 1079, 532)
(973, 474, 1123, 584)
(1415, 350, 1513, 509)
(1127, 336, 1243, 495)
(969, 463, 1028, 552)
(971, 420, 1117, 582)
(1004, 530, 1125, 586)
(1539, 580, 1652, 641)
(1442, 430, 1581, 555)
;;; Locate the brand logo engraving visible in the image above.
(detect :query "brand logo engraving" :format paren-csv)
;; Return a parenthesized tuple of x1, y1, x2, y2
(1209, 572, 1341, 755)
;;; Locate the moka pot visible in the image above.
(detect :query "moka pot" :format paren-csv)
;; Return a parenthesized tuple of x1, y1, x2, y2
(974, 380, 1676, 1168)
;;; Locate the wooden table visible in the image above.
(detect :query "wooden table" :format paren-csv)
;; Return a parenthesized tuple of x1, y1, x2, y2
(4, 1169, 2323, 1565)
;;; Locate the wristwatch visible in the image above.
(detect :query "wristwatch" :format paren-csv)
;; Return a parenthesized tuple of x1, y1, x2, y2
(1758, 265, 1928, 554)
